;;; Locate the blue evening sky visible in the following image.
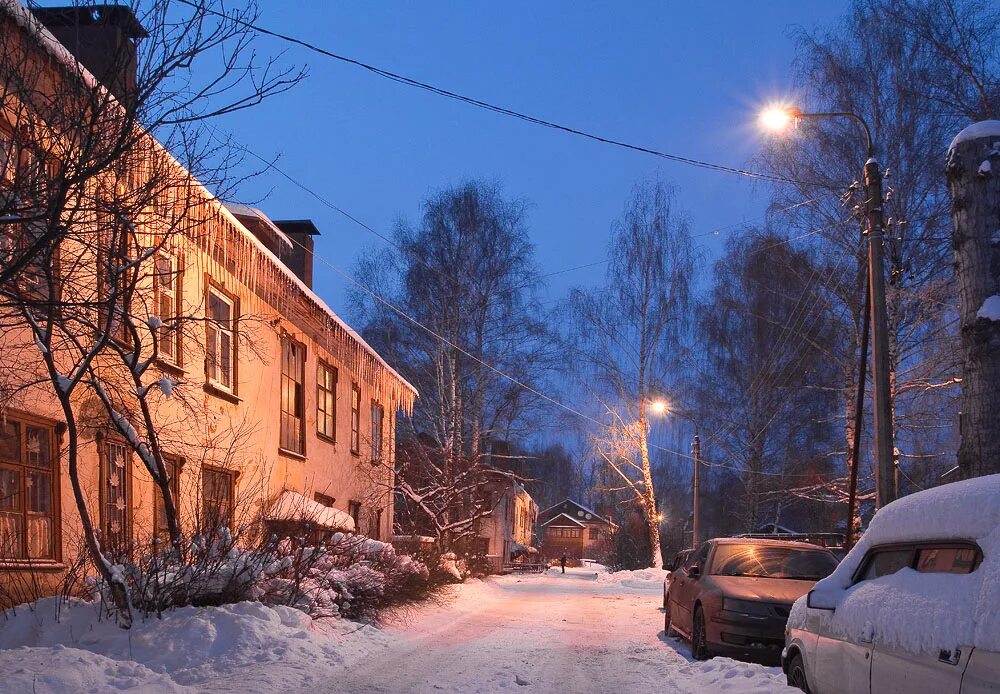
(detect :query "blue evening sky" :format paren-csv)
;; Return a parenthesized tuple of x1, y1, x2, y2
(216, 1, 850, 317)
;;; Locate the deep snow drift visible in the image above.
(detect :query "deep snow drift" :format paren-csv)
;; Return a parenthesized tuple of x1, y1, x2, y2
(0, 566, 796, 693)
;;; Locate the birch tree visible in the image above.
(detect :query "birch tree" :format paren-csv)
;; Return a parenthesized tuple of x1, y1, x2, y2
(569, 180, 693, 569)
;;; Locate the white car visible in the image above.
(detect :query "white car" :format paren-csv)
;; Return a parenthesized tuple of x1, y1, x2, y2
(783, 474, 1000, 693)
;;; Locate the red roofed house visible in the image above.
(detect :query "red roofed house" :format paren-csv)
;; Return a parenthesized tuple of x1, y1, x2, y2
(538, 499, 615, 561)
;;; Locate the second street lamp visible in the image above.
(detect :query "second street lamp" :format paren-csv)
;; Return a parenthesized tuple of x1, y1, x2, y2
(760, 106, 896, 510)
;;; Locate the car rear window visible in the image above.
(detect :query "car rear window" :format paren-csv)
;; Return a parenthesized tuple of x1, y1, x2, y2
(915, 547, 978, 574)
(710, 544, 839, 580)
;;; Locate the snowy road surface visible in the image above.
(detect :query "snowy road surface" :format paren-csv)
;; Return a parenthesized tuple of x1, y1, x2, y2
(0, 566, 795, 693)
(335, 567, 795, 694)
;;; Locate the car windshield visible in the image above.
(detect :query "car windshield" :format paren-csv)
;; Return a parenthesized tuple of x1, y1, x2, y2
(710, 544, 839, 580)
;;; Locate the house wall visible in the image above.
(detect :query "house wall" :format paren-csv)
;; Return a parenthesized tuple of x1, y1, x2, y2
(0, 5, 414, 603)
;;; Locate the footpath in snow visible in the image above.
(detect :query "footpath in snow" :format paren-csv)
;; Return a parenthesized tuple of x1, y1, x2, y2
(0, 566, 795, 693)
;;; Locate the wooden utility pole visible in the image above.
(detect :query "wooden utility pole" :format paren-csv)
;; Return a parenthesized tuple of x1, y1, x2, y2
(846, 272, 870, 550)
(946, 123, 1000, 478)
(863, 158, 897, 508)
(691, 434, 701, 549)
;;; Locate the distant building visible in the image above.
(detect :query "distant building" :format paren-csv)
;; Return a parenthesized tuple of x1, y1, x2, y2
(538, 499, 615, 560)
(478, 481, 538, 572)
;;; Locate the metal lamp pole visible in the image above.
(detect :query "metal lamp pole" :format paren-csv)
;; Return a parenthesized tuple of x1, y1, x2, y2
(788, 109, 896, 510)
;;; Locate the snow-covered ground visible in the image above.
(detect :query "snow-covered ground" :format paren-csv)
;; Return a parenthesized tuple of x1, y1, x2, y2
(0, 566, 795, 693)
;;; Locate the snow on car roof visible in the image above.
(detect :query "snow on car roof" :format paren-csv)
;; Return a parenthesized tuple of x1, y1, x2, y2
(790, 474, 1000, 656)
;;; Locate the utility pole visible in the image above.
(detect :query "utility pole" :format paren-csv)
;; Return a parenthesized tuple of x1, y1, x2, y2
(845, 271, 870, 550)
(691, 433, 701, 549)
(864, 158, 896, 509)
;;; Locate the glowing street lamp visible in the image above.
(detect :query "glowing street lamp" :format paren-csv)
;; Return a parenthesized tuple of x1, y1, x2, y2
(649, 400, 668, 416)
(758, 103, 895, 528)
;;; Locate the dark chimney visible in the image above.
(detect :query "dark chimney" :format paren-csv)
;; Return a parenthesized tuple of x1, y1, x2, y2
(274, 220, 320, 290)
(31, 5, 147, 106)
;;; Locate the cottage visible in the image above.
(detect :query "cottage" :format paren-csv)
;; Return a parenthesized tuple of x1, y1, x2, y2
(477, 480, 539, 572)
(538, 499, 614, 561)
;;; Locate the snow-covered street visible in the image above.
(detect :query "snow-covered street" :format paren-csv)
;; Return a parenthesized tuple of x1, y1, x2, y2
(335, 566, 794, 694)
(0, 566, 796, 693)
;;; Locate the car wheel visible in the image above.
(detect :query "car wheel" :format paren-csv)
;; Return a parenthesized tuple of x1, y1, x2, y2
(691, 606, 711, 661)
(664, 601, 673, 636)
(786, 653, 810, 693)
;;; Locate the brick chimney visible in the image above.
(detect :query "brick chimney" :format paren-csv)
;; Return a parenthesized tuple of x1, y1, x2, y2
(274, 220, 319, 290)
(31, 5, 147, 106)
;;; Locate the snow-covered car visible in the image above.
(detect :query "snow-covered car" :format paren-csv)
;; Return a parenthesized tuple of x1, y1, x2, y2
(665, 538, 839, 663)
(783, 474, 1000, 694)
(663, 549, 693, 609)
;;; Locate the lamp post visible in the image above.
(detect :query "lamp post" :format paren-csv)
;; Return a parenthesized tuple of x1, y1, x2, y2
(651, 400, 702, 548)
(760, 107, 896, 511)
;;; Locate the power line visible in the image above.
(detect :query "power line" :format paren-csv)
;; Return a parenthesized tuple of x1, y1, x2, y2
(181, 0, 842, 190)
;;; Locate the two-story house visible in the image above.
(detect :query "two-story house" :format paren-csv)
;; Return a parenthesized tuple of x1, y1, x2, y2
(0, 3, 415, 602)
(538, 499, 615, 561)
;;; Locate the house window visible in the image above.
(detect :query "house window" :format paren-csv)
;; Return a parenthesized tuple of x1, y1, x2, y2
(317, 362, 337, 441)
(589, 528, 599, 540)
(350, 383, 361, 455)
(206, 285, 237, 391)
(280, 337, 305, 455)
(370, 401, 384, 464)
(0, 417, 56, 560)
(314, 492, 336, 508)
(101, 439, 131, 556)
(153, 253, 181, 363)
(97, 218, 131, 343)
(201, 467, 235, 533)
(154, 456, 181, 545)
(348, 500, 361, 530)
(369, 509, 383, 540)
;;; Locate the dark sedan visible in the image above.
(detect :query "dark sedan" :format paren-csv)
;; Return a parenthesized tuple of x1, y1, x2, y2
(664, 538, 839, 664)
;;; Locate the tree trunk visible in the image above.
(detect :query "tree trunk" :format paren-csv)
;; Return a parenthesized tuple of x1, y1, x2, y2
(637, 411, 663, 568)
(947, 127, 1000, 479)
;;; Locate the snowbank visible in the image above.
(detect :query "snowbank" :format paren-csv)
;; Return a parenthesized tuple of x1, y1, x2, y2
(789, 474, 1000, 655)
(0, 597, 392, 691)
(266, 490, 355, 531)
(595, 567, 668, 591)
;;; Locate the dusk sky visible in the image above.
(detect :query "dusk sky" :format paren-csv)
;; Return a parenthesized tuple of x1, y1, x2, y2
(219, 1, 851, 316)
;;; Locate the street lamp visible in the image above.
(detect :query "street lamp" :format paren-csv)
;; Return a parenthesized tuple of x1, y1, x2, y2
(651, 399, 703, 549)
(760, 105, 896, 512)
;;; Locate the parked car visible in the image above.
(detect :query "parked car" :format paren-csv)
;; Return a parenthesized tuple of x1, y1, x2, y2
(665, 538, 839, 663)
(663, 549, 693, 609)
(783, 474, 1000, 694)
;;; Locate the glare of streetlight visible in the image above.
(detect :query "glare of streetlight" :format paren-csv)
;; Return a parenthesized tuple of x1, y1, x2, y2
(759, 105, 799, 132)
(650, 400, 668, 415)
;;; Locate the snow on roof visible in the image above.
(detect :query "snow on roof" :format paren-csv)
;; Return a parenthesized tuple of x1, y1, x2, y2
(538, 498, 610, 524)
(541, 513, 586, 528)
(949, 120, 1000, 150)
(0, 0, 416, 402)
(790, 474, 1000, 655)
(265, 490, 355, 532)
(224, 202, 294, 248)
(392, 535, 435, 544)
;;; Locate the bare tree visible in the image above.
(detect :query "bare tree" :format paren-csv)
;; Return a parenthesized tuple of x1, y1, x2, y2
(0, 0, 302, 621)
(351, 180, 552, 548)
(569, 180, 694, 568)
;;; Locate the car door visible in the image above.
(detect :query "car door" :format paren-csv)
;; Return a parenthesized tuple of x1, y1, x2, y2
(812, 547, 917, 694)
(868, 545, 981, 694)
(670, 542, 710, 636)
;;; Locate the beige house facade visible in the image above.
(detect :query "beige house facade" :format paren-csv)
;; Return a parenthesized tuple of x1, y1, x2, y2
(0, 3, 415, 603)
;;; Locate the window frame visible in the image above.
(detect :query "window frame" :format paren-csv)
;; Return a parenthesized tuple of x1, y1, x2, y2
(96, 215, 133, 345)
(316, 360, 338, 443)
(98, 435, 132, 558)
(279, 336, 306, 456)
(348, 500, 361, 530)
(370, 400, 384, 465)
(0, 413, 60, 563)
(852, 541, 983, 585)
(205, 280, 239, 395)
(588, 527, 600, 540)
(350, 383, 361, 455)
(153, 251, 183, 366)
(314, 491, 336, 508)
(200, 466, 236, 534)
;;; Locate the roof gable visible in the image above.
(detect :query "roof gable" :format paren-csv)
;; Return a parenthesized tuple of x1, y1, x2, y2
(538, 498, 610, 525)
(541, 513, 586, 528)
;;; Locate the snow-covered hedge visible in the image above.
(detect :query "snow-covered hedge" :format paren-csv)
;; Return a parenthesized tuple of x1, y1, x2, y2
(89, 529, 431, 622)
